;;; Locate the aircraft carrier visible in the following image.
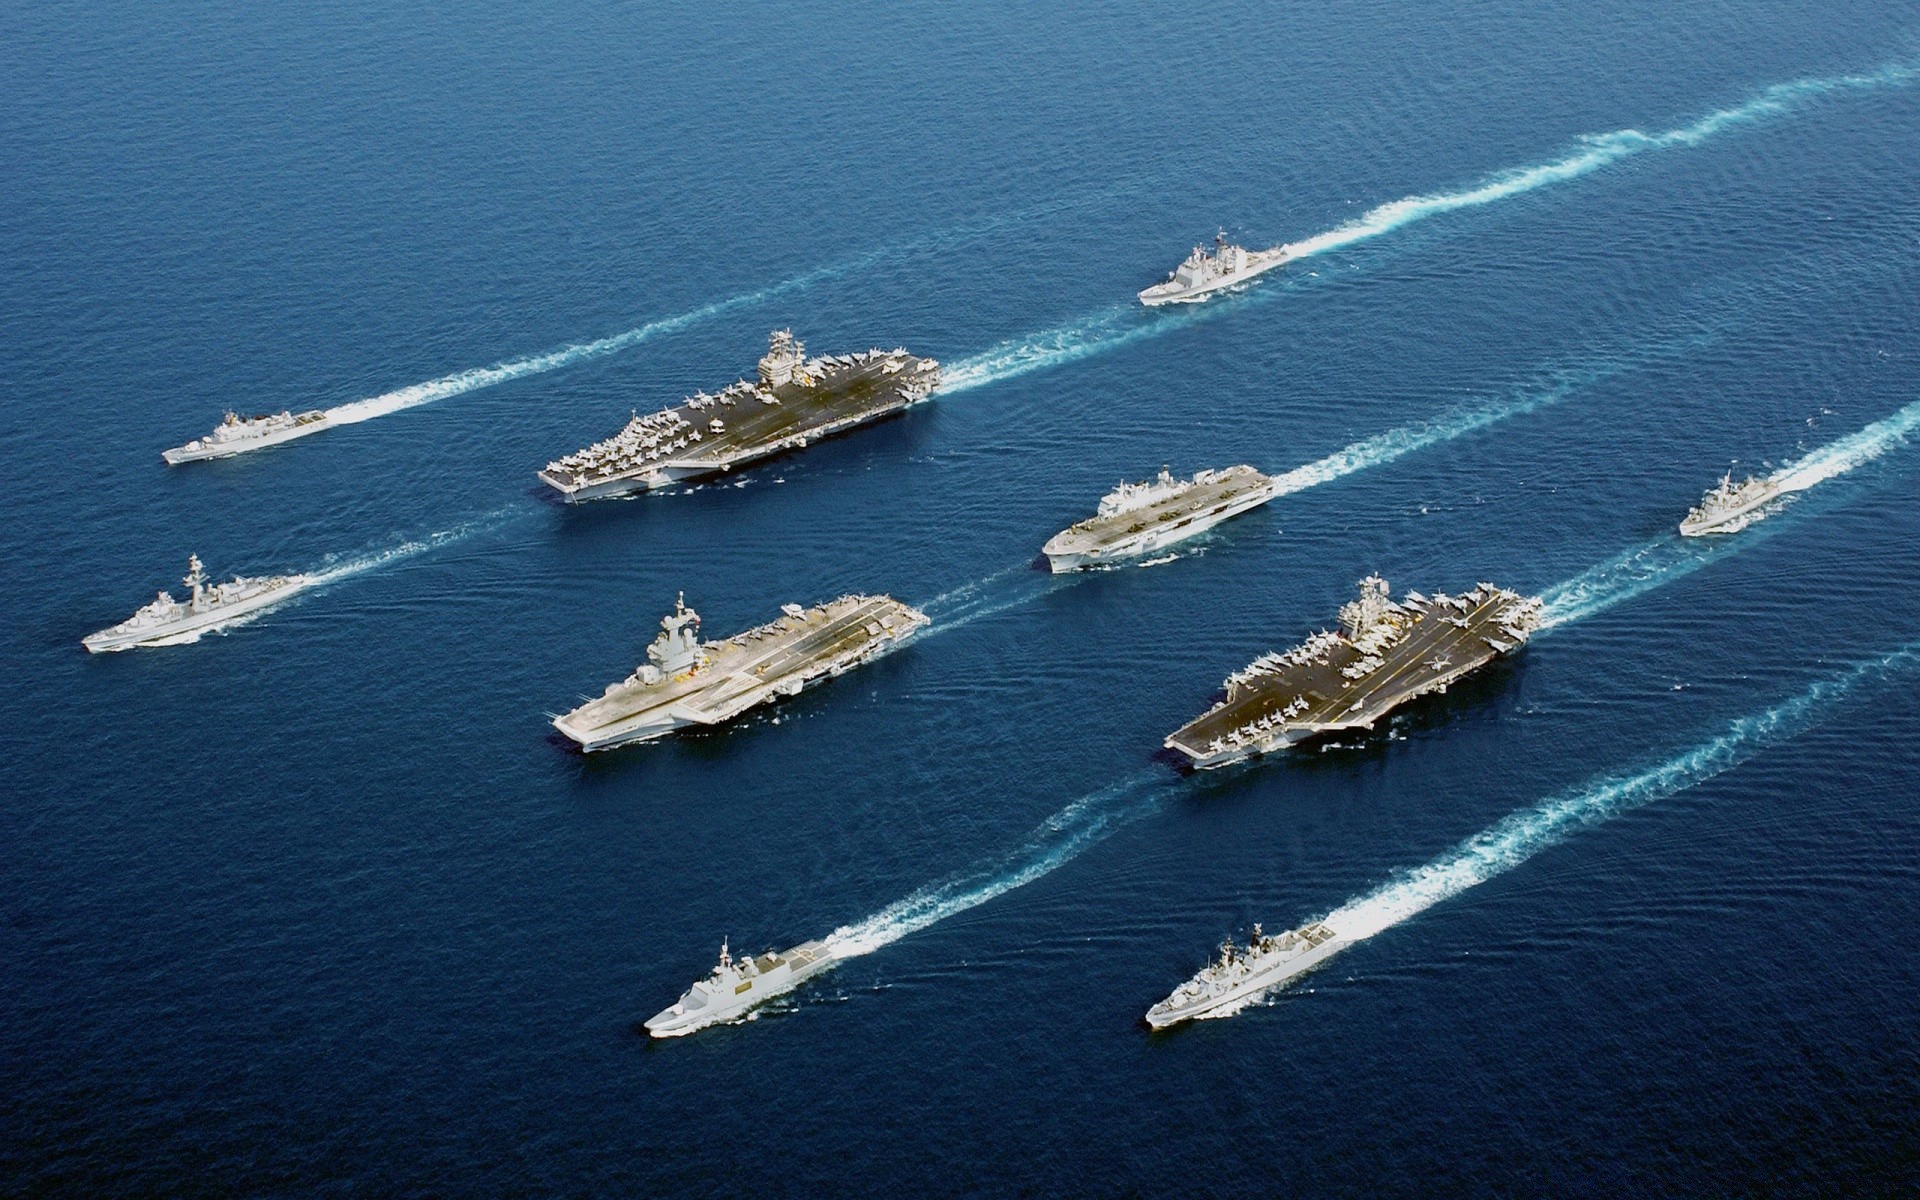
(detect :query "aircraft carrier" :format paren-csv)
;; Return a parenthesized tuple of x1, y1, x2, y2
(1139, 233, 1296, 306)
(1165, 576, 1542, 768)
(645, 939, 837, 1037)
(1145, 922, 1346, 1029)
(163, 409, 332, 464)
(1680, 471, 1784, 536)
(84, 554, 312, 652)
(552, 593, 928, 751)
(1042, 465, 1278, 571)
(538, 330, 940, 501)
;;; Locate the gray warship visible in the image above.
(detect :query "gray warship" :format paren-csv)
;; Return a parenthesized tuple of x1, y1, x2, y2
(1139, 232, 1297, 306)
(1165, 576, 1543, 768)
(1145, 922, 1346, 1029)
(645, 939, 837, 1037)
(539, 330, 940, 501)
(83, 554, 313, 652)
(163, 409, 332, 464)
(552, 593, 928, 751)
(1041, 465, 1278, 571)
(1679, 471, 1784, 536)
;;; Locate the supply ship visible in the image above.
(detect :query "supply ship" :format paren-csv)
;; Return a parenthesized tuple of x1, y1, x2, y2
(1042, 465, 1278, 571)
(552, 593, 928, 751)
(163, 409, 332, 464)
(645, 939, 837, 1037)
(1139, 233, 1296, 306)
(83, 555, 312, 652)
(1679, 471, 1784, 536)
(539, 330, 939, 501)
(1165, 576, 1542, 768)
(1145, 922, 1345, 1029)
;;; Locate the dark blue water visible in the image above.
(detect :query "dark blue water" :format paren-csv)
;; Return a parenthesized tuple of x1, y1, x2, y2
(6, 1, 1920, 1193)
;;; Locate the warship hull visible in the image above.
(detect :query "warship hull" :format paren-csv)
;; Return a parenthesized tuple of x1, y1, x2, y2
(646, 941, 836, 1037)
(1166, 579, 1540, 769)
(1139, 248, 1295, 306)
(553, 595, 927, 751)
(1145, 931, 1349, 1029)
(1043, 469, 1277, 571)
(162, 413, 332, 464)
(1679, 488, 1783, 535)
(83, 577, 313, 652)
(540, 346, 938, 502)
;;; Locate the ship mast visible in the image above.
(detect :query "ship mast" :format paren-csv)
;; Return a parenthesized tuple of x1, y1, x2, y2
(183, 554, 207, 609)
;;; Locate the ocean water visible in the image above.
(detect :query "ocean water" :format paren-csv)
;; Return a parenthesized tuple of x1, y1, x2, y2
(5, 1, 1920, 1194)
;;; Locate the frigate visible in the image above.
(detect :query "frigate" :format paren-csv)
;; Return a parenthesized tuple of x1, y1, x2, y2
(162, 409, 332, 464)
(1041, 465, 1278, 571)
(1165, 576, 1543, 768)
(645, 939, 837, 1037)
(552, 593, 928, 751)
(1138, 232, 1296, 306)
(1145, 922, 1346, 1029)
(83, 555, 312, 652)
(1679, 471, 1784, 536)
(539, 330, 940, 501)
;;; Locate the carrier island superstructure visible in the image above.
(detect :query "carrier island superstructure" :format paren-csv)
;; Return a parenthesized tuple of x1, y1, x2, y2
(1165, 576, 1542, 768)
(1145, 922, 1347, 1029)
(539, 331, 939, 501)
(1042, 465, 1278, 571)
(552, 593, 928, 751)
(1139, 233, 1297, 306)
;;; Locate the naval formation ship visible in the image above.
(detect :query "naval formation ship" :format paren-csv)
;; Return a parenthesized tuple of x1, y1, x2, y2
(646, 939, 837, 1037)
(1042, 465, 1279, 571)
(84, 555, 312, 652)
(163, 409, 332, 464)
(1680, 471, 1784, 536)
(539, 330, 939, 501)
(1139, 233, 1297, 306)
(552, 593, 928, 751)
(1166, 576, 1543, 768)
(1145, 922, 1346, 1029)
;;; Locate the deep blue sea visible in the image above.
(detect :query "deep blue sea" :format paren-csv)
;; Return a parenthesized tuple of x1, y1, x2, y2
(6, 1, 1920, 1194)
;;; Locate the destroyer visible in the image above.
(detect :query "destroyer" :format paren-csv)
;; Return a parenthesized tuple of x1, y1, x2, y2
(1042, 465, 1277, 571)
(539, 330, 939, 501)
(552, 593, 928, 750)
(1145, 922, 1346, 1029)
(1679, 471, 1784, 536)
(83, 555, 312, 652)
(1139, 232, 1296, 306)
(1166, 576, 1542, 768)
(645, 939, 837, 1037)
(162, 409, 332, 464)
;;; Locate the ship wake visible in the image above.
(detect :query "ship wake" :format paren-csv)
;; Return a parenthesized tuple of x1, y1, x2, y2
(934, 59, 1914, 396)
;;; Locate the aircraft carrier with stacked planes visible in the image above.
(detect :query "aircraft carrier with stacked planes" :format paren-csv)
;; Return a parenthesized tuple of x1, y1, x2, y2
(645, 939, 837, 1037)
(1166, 576, 1542, 768)
(1041, 464, 1278, 571)
(162, 409, 332, 464)
(552, 593, 928, 751)
(1680, 471, 1784, 535)
(1139, 232, 1297, 306)
(1145, 922, 1346, 1030)
(83, 555, 312, 652)
(538, 330, 939, 501)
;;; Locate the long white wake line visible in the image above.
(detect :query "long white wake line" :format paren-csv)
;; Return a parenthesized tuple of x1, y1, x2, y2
(1319, 638, 1920, 945)
(1540, 395, 1920, 629)
(305, 504, 525, 586)
(937, 58, 1918, 396)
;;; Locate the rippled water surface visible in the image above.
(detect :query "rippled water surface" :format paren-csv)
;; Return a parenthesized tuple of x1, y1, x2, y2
(4, 1, 1919, 1194)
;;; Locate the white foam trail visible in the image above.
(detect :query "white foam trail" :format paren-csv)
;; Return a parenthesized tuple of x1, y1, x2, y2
(824, 774, 1170, 957)
(936, 60, 1916, 395)
(1773, 396, 1920, 492)
(1542, 396, 1920, 628)
(1321, 639, 1920, 944)
(323, 266, 852, 426)
(308, 505, 523, 586)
